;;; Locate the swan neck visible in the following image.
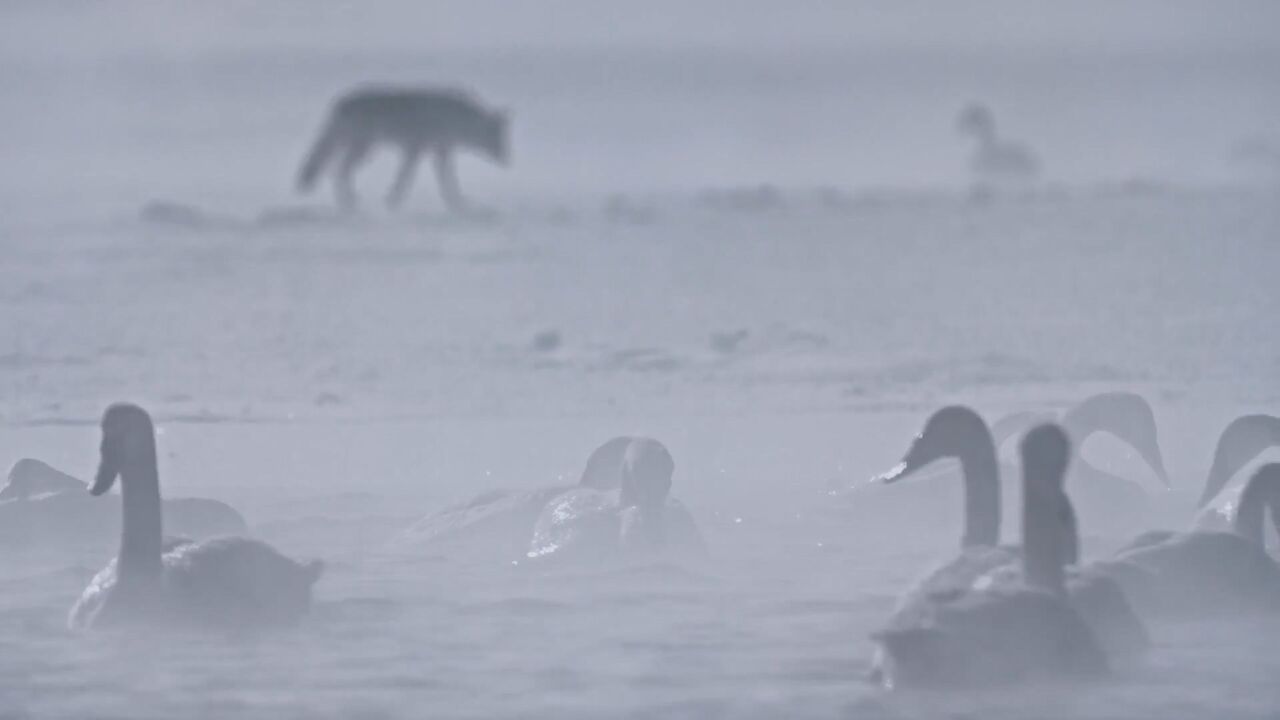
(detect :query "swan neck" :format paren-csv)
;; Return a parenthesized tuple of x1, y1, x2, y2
(1232, 473, 1273, 545)
(958, 436, 1000, 548)
(1021, 476, 1068, 595)
(117, 461, 163, 583)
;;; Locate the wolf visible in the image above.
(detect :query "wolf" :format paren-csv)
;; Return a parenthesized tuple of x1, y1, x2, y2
(297, 86, 509, 212)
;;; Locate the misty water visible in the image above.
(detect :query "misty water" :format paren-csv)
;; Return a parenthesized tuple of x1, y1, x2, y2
(2, 3, 1280, 718)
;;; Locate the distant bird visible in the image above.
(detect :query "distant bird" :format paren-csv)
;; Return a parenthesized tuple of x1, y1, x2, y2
(957, 103, 1041, 190)
(870, 424, 1111, 688)
(69, 404, 321, 631)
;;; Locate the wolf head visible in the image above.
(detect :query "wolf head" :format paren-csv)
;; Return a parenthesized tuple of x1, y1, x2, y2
(478, 108, 510, 166)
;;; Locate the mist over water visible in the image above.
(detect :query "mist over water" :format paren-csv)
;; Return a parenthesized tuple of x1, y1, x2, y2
(2, 2, 1280, 718)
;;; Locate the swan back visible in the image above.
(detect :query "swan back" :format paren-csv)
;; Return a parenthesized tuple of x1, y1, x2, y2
(1, 459, 87, 501)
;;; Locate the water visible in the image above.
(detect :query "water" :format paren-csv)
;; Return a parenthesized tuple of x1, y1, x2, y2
(2, 3, 1280, 718)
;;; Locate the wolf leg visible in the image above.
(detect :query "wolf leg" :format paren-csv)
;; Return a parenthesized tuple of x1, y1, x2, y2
(334, 140, 372, 211)
(386, 146, 423, 210)
(432, 148, 465, 213)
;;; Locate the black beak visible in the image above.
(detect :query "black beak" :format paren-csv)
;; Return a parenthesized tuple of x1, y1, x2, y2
(90, 456, 118, 496)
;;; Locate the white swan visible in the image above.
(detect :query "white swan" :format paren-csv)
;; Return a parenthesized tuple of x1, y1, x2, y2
(399, 436, 645, 554)
(989, 392, 1171, 534)
(0, 458, 247, 549)
(957, 103, 1041, 191)
(69, 403, 322, 631)
(1099, 462, 1280, 616)
(527, 438, 705, 561)
(873, 405, 1148, 661)
(870, 424, 1108, 688)
(1192, 414, 1280, 535)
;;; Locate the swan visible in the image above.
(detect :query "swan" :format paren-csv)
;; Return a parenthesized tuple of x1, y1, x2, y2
(989, 391, 1171, 535)
(1192, 414, 1280, 535)
(957, 103, 1041, 190)
(873, 405, 1148, 661)
(398, 436, 648, 554)
(0, 458, 247, 547)
(831, 392, 1170, 542)
(0, 459, 86, 500)
(870, 425, 1108, 688)
(69, 403, 322, 631)
(527, 438, 705, 561)
(1099, 462, 1280, 616)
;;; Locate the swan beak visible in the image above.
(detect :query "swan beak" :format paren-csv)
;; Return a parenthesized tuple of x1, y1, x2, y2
(90, 458, 118, 496)
(875, 462, 910, 484)
(1150, 459, 1172, 490)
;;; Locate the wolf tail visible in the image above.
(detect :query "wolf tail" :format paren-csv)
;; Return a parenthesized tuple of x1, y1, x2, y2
(296, 115, 344, 193)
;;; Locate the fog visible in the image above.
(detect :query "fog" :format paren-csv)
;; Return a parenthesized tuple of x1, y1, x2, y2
(1, 2, 1279, 718)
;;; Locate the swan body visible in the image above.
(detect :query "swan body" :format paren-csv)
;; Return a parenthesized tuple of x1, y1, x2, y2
(1, 459, 85, 500)
(0, 458, 247, 548)
(71, 536, 322, 631)
(398, 436, 635, 554)
(527, 438, 705, 562)
(70, 403, 321, 631)
(871, 425, 1109, 688)
(871, 406, 1147, 667)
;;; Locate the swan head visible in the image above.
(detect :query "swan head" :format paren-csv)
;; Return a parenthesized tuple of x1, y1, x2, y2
(1061, 392, 1170, 489)
(956, 103, 995, 140)
(578, 436, 636, 490)
(91, 403, 157, 496)
(1020, 424, 1071, 489)
(877, 405, 992, 484)
(618, 438, 674, 513)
